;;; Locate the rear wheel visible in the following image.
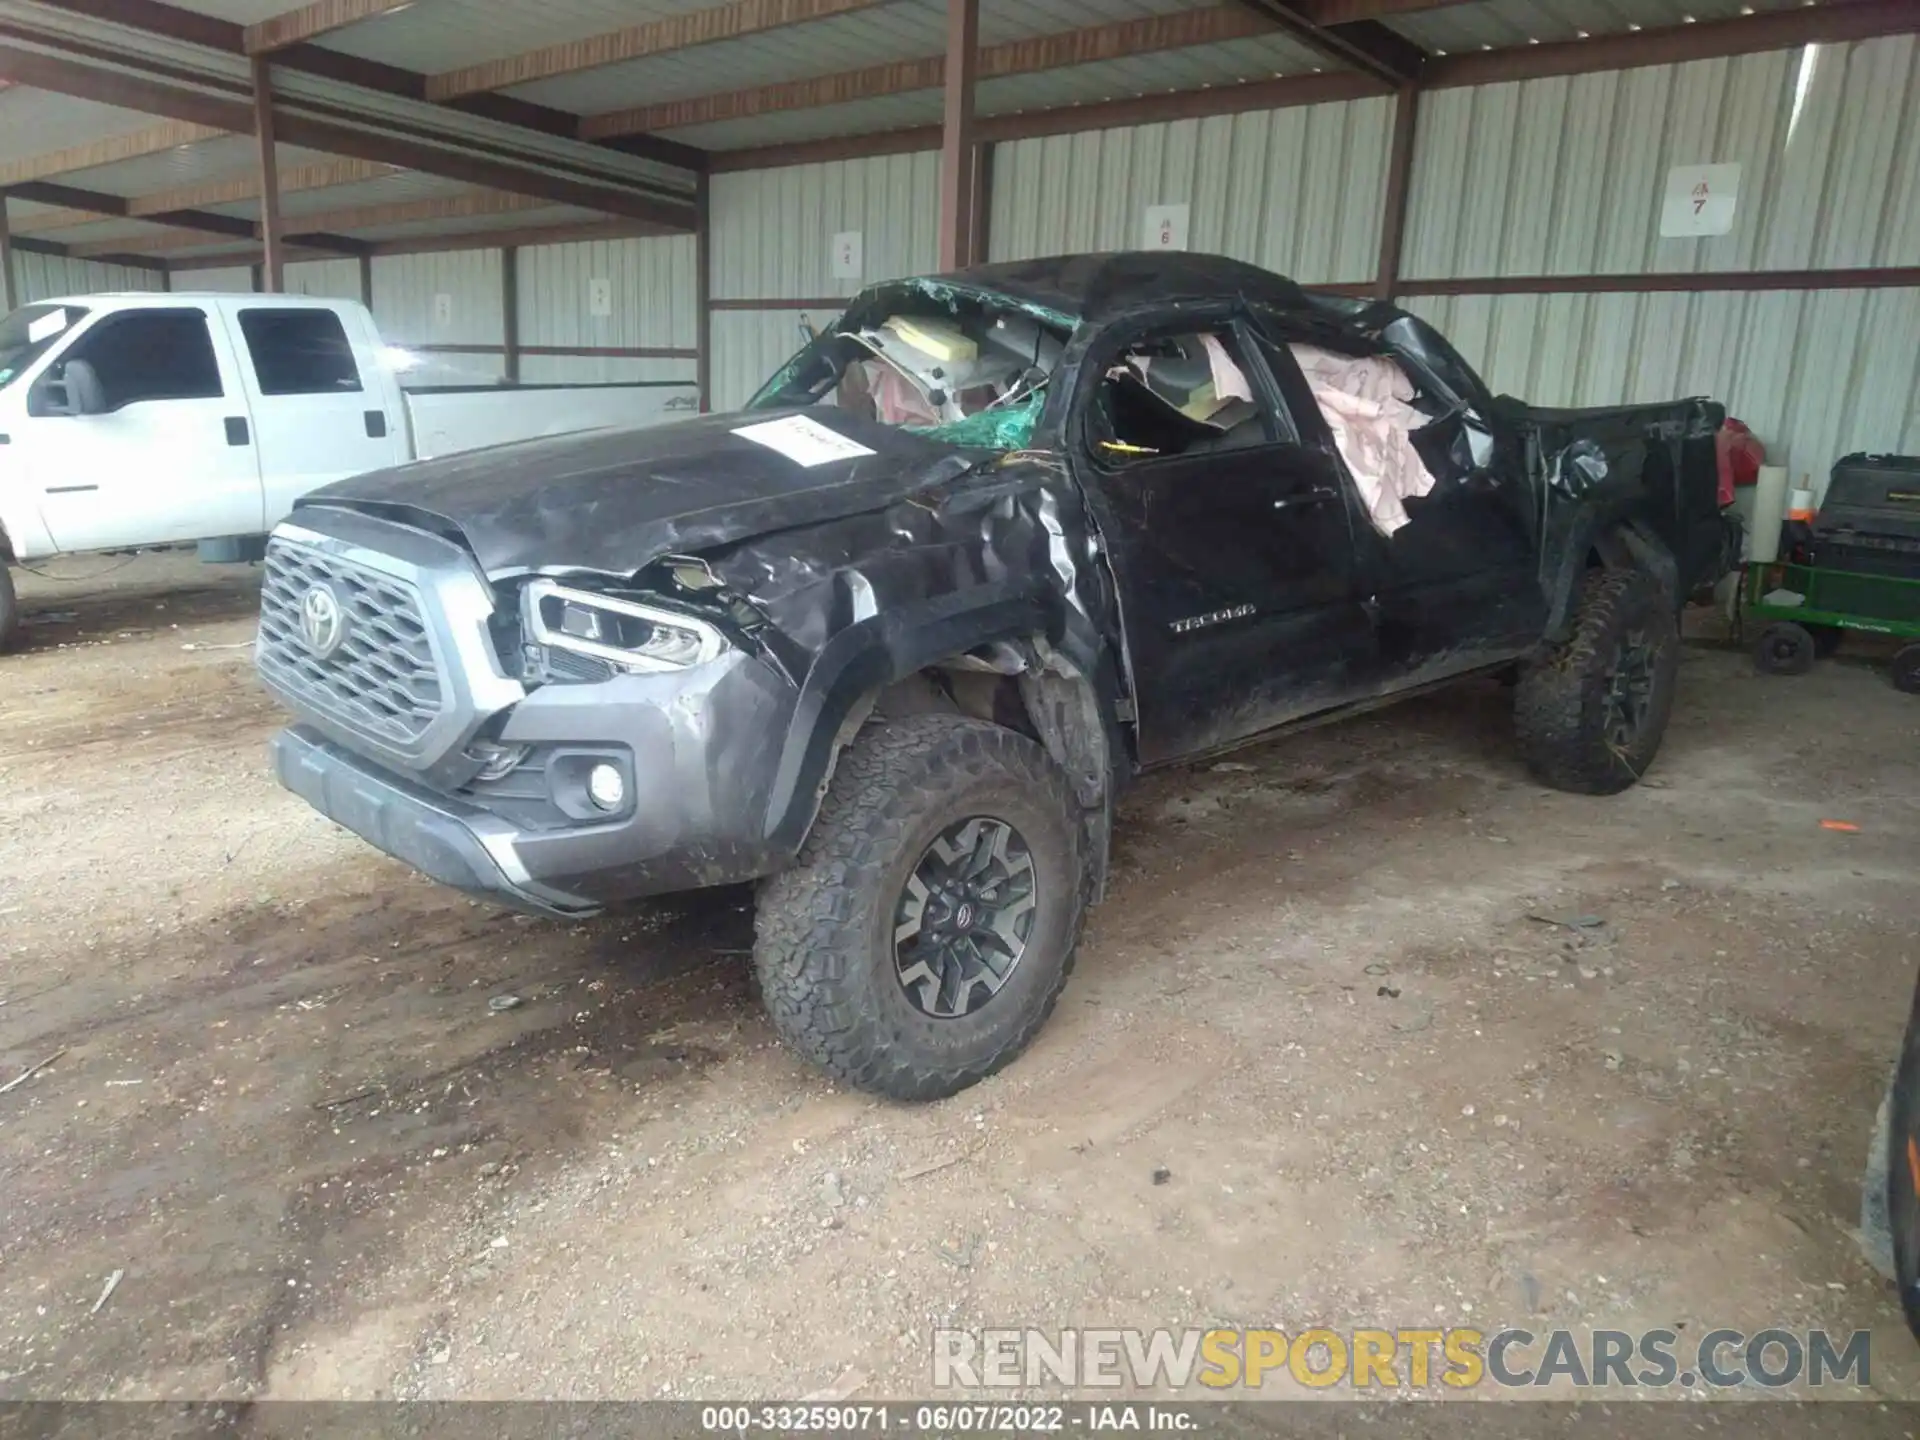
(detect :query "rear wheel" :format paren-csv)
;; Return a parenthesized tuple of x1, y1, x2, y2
(1892, 644, 1920, 696)
(754, 714, 1088, 1101)
(1514, 569, 1680, 795)
(1753, 621, 1817, 676)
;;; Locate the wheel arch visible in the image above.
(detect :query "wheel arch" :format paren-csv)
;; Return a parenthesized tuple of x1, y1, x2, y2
(1544, 512, 1680, 643)
(762, 585, 1123, 899)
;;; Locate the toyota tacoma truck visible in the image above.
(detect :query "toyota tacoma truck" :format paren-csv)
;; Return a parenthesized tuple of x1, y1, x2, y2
(256, 252, 1731, 1100)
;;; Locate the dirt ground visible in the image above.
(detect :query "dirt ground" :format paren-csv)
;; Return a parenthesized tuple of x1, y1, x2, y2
(2, 550, 1919, 1405)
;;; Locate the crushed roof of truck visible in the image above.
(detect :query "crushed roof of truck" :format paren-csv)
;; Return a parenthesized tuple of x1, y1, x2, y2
(917, 252, 1386, 328)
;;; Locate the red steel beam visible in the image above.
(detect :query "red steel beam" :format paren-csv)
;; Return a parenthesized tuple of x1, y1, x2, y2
(938, 0, 979, 271)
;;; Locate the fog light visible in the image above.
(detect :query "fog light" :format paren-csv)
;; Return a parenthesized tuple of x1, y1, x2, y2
(587, 763, 626, 811)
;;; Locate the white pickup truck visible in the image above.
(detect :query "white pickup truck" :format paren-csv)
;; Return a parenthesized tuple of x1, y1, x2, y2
(0, 291, 697, 647)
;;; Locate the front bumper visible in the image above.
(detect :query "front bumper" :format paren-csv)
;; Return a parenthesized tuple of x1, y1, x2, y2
(273, 725, 592, 918)
(258, 508, 822, 915)
(272, 639, 807, 916)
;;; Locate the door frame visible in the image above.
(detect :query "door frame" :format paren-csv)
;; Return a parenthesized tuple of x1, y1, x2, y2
(1064, 303, 1375, 764)
(22, 304, 264, 552)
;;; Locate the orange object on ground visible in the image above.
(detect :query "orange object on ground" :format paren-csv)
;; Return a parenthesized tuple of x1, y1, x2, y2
(1821, 820, 1861, 832)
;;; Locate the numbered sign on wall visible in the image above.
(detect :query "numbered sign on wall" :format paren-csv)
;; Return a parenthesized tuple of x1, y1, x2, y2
(831, 231, 863, 281)
(588, 277, 613, 318)
(1659, 163, 1741, 237)
(1143, 204, 1190, 252)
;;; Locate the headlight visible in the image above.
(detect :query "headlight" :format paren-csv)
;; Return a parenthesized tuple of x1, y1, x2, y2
(523, 578, 726, 674)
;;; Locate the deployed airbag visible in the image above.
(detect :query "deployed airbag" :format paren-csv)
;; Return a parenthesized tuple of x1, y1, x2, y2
(1290, 344, 1438, 536)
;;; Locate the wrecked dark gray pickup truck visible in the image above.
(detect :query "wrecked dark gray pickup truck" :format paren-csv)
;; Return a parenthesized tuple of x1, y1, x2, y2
(256, 252, 1730, 1100)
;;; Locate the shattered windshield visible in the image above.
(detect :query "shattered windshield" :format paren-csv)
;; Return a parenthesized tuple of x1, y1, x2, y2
(746, 287, 1074, 451)
(0, 303, 88, 392)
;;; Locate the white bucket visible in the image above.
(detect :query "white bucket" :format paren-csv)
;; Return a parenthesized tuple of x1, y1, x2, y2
(1749, 465, 1790, 563)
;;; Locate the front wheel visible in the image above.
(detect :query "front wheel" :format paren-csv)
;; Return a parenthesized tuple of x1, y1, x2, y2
(754, 714, 1089, 1101)
(1514, 569, 1681, 795)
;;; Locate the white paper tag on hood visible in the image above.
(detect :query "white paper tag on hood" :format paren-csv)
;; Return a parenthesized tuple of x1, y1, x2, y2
(732, 414, 876, 467)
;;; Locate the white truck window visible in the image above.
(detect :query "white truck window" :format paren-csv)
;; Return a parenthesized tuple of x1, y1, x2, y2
(237, 308, 363, 396)
(47, 309, 224, 412)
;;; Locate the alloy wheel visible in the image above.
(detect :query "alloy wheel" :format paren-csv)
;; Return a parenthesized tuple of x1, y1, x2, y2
(1603, 628, 1656, 751)
(893, 816, 1038, 1019)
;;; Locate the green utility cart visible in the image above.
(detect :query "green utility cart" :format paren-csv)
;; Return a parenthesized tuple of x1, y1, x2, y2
(1741, 454, 1920, 694)
(1741, 560, 1920, 692)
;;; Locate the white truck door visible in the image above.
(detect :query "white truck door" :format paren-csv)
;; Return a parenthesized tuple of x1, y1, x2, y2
(220, 302, 408, 525)
(24, 305, 264, 552)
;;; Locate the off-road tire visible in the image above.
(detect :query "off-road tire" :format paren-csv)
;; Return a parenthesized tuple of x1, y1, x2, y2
(1753, 621, 1817, 676)
(1514, 568, 1680, 796)
(0, 565, 17, 653)
(754, 714, 1088, 1101)
(1887, 972, 1920, 1339)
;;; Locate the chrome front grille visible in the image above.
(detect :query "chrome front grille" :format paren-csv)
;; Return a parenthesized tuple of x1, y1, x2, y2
(257, 538, 445, 746)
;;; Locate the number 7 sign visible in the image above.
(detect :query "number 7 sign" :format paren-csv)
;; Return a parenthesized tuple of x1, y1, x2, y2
(1660, 163, 1741, 237)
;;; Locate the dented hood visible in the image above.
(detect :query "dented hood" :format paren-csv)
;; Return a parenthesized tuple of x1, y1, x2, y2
(297, 409, 978, 579)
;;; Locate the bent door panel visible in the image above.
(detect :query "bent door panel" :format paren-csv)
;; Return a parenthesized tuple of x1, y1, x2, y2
(1071, 315, 1374, 765)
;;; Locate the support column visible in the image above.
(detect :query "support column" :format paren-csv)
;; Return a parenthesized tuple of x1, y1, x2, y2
(695, 172, 712, 412)
(969, 141, 993, 268)
(251, 54, 285, 293)
(937, 0, 979, 271)
(0, 195, 15, 313)
(1373, 83, 1420, 302)
(358, 252, 373, 308)
(502, 245, 521, 384)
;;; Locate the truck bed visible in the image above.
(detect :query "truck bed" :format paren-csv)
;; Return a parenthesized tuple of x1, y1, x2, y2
(404, 381, 699, 460)
(1502, 396, 1732, 602)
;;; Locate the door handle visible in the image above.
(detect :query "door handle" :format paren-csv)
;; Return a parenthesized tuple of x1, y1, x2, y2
(1273, 486, 1338, 511)
(225, 416, 250, 446)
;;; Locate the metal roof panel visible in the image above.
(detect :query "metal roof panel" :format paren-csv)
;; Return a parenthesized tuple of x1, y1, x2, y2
(504, 0, 1211, 113)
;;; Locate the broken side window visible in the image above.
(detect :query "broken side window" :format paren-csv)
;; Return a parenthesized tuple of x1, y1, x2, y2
(1086, 329, 1269, 468)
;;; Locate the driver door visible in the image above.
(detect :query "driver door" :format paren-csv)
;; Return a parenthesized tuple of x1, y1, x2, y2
(24, 307, 262, 553)
(1071, 313, 1376, 765)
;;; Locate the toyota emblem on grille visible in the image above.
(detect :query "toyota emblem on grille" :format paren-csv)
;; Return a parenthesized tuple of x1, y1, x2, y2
(300, 584, 349, 659)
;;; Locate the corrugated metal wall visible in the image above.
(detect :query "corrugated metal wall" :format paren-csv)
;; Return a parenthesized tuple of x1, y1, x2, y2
(183, 266, 255, 294)
(370, 250, 506, 386)
(710, 152, 941, 301)
(1405, 35, 1920, 279)
(519, 233, 698, 383)
(989, 97, 1395, 283)
(709, 152, 940, 409)
(371, 250, 504, 347)
(1400, 33, 1920, 493)
(12, 253, 166, 302)
(1403, 287, 1920, 485)
(285, 257, 363, 301)
(712, 308, 829, 411)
